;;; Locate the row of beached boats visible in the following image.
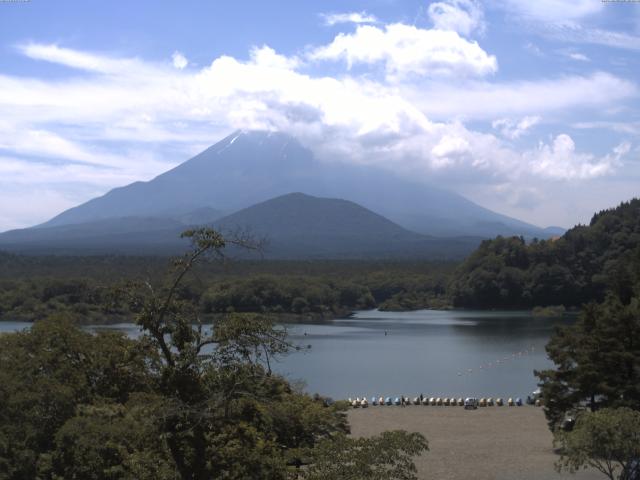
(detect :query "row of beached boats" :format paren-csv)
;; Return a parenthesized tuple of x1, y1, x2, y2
(348, 396, 542, 408)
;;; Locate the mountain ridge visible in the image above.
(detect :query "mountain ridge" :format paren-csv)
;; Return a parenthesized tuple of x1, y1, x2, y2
(35, 130, 559, 239)
(0, 192, 483, 259)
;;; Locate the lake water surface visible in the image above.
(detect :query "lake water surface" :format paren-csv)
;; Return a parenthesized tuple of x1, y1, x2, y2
(0, 310, 572, 400)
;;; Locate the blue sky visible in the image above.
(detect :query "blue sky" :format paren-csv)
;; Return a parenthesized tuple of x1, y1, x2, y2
(0, 0, 639, 231)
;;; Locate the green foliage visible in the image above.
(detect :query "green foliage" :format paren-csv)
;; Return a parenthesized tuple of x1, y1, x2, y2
(302, 430, 428, 480)
(555, 408, 640, 480)
(536, 296, 640, 429)
(0, 229, 428, 479)
(42, 398, 176, 480)
(0, 254, 455, 322)
(0, 317, 153, 479)
(451, 199, 640, 308)
(0, 277, 127, 323)
(201, 275, 376, 316)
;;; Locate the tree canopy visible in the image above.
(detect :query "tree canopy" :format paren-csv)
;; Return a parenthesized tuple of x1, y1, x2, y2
(0, 228, 428, 480)
(450, 199, 640, 308)
(555, 408, 640, 480)
(536, 295, 640, 429)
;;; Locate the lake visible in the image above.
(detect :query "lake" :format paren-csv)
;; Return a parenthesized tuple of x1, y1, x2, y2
(0, 310, 572, 400)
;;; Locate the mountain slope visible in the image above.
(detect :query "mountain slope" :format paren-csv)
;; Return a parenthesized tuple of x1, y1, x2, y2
(213, 193, 481, 258)
(0, 217, 187, 255)
(38, 130, 555, 238)
(0, 193, 482, 258)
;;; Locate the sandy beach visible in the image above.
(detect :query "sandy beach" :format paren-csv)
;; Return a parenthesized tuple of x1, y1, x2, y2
(348, 405, 603, 480)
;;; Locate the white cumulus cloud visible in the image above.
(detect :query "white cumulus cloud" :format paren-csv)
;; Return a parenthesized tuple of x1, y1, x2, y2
(428, 0, 485, 36)
(527, 134, 629, 180)
(172, 51, 188, 69)
(309, 23, 498, 80)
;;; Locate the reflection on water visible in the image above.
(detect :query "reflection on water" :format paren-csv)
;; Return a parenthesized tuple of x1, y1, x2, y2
(0, 309, 573, 400)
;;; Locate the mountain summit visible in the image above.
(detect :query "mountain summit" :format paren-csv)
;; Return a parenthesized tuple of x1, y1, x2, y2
(39, 130, 554, 238)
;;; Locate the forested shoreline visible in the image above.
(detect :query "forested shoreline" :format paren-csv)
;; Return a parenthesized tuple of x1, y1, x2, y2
(1, 200, 638, 323)
(0, 254, 454, 323)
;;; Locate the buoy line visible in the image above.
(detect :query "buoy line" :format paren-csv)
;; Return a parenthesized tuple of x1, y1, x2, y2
(456, 345, 536, 377)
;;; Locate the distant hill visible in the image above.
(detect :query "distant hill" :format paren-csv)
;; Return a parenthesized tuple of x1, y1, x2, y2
(0, 193, 483, 259)
(450, 198, 640, 308)
(35, 130, 558, 239)
(213, 193, 481, 259)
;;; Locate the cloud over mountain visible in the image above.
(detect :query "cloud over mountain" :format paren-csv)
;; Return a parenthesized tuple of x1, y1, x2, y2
(0, 0, 637, 230)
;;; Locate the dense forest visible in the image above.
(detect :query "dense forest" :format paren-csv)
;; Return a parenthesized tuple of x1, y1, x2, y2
(0, 253, 453, 323)
(450, 199, 640, 309)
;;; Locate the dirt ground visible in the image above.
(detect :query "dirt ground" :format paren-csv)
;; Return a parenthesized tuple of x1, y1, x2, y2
(348, 405, 603, 480)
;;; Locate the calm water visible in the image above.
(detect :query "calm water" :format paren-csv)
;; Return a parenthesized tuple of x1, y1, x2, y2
(0, 310, 572, 400)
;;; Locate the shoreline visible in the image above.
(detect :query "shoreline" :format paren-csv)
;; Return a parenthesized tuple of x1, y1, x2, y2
(0, 305, 580, 325)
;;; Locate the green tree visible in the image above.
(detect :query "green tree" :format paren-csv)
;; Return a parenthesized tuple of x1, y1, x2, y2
(536, 296, 640, 429)
(555, 408, 640, 480)
(302, 430, 428, 480)
(0, 317, 151, 479)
